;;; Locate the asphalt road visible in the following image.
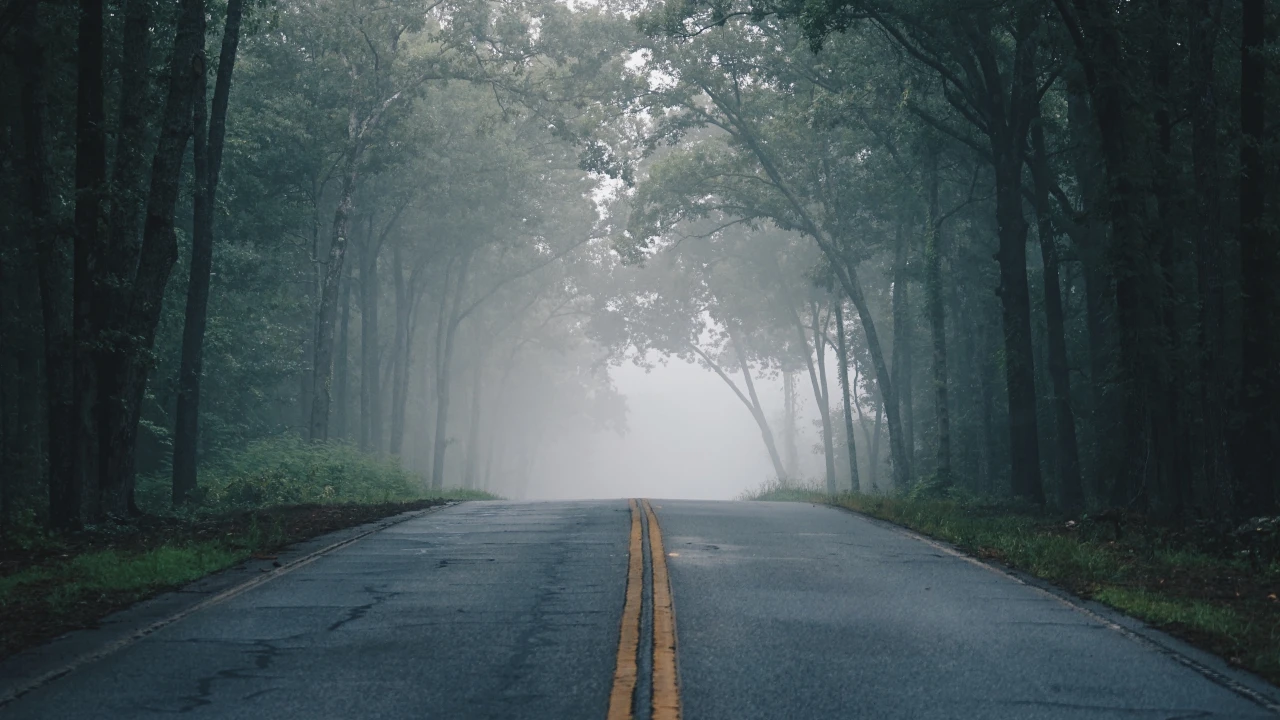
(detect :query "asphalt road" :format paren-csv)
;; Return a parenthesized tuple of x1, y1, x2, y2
(2, 500, 1276, 719)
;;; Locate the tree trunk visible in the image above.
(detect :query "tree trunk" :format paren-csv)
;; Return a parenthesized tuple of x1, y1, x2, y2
(730, 339, 788, 481)
(1056, 0, 1170, 512)
(309, 144, 360, 442)
(923, 147, 952, 487)
(782, 371, 798, 478)
(359, 219, 382, 453)
(841, 261, 909, 490)
(432, 251, 473, 490)
(464, 350, 485, 488)
(97, 0, 151, 512)
(71, 0, 108, 527)
(1031, 120, 1084, 512)
(172, 0, 244, 504)
(892, 223, 915, 470)
(993, 150, 1046, 505)
(334, 263, 353, 440)
(1066, 82, 1112, 400)
(834, 302, 860, 493)
(1189, 0, 1229, 508)
(96, 0, 206, 520)
(1151, 2, 1190, 519)
(173, 50, 211, 505)
(787, 290, 834, 493)
(1237, 0, 1276, 514)
(811, 300, 837, 495)
(978, 317, 998, 495)
(389, 244, 414, 457)
(869, 401, 882, 492)
(20, 2, 76, 528)
(101, 0, 153, 326)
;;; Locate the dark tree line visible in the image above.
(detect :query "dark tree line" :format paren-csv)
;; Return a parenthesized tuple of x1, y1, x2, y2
(0, 0, 632, 529)
(624, 0, 1279, 521)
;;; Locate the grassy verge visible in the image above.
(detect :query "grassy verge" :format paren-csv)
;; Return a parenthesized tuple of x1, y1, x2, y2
(0, 438, 498, 660)
(748, 481, 1280, 686)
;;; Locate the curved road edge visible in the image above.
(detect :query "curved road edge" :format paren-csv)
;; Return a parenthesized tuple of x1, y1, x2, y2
(820, 500, 1280, 714)
(0, 501, 460, 708)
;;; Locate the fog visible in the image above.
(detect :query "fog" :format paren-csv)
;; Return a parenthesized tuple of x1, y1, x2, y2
(529, 355, 826, 501)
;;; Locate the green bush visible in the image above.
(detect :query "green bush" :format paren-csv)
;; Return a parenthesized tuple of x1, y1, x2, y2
(135, 437, 423, 513)
(204, 437, 418, 508)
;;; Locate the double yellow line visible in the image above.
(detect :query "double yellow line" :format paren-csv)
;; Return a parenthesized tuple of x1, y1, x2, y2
(607, 499, 681, 720)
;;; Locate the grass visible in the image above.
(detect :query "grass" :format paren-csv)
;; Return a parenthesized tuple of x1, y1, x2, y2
(746, 479, 1280, 685)
(133, 436, 501, 513)
(1, 438, 499, 660)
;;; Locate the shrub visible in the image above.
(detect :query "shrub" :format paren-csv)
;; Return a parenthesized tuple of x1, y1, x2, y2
(135, 437, 422, 513)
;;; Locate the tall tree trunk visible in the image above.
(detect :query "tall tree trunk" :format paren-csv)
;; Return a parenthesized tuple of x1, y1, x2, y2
(835, 302, 860, 493)
(71, 0, 108, 527)
(1151, 0, 1189, 519)
(96, 0, 151, 510)
(923, 146, 952, 487)
(432, 251, 473, 490)
(172, 0, 244, 504)
(389, 244, 413, 457)
(1189, 0, 1229, 507)
(841, 262, 909, 490)
(978, 317, 998, 495)
(1070, 84, 1111, 399)
(101, 0, 152, 330)
(359, 220, 382, 453)
(1237, 0, 1276, 514)
(1066, 82, 1112, 402)
(1055, 0, 1169, 512)
(334, 263, 353, 440)
(782, 371, 798, 478)
(993, 149, 1046, 505)
(1067, 80, 1114, 500)
(729, 338, 788, 481)
(174, 49, 210, 505)
(97, 0, 207, 519)
(869, 401, 882, 492)
(20, 2, 76, 528)
(787, 290, 834, 493)
(309, 143, 360, 442)
(1031, 119, 1084, 512)
(483, 425, 498, 492)
(811, 300, 837, 495)
(891, 223, 915, 470)
(464, 349, 485, 488)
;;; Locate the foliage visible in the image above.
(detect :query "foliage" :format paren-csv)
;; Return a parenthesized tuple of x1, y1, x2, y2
(134, 437, 496, 514)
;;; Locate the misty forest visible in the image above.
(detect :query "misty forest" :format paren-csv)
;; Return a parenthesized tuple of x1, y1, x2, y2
(4, 0, 1280, 703)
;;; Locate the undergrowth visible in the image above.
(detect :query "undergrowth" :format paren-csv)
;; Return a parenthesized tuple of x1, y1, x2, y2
(134, 436, 497, 514)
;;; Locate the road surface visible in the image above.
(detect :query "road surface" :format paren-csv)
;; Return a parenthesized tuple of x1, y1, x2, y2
(1, 500, 1275, 719)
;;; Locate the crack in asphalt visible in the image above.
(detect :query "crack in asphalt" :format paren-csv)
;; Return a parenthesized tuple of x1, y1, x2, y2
(327, 586, 402, 632)
(172, 640, 285, 713)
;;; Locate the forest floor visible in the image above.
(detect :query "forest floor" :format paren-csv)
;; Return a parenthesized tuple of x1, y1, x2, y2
(749, 484, 1280, 686)
(0, 498, 489, 660)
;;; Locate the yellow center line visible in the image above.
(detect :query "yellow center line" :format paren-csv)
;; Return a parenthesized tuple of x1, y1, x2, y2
(607, 499, 644, 720)
(643, 499, 682, 720)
